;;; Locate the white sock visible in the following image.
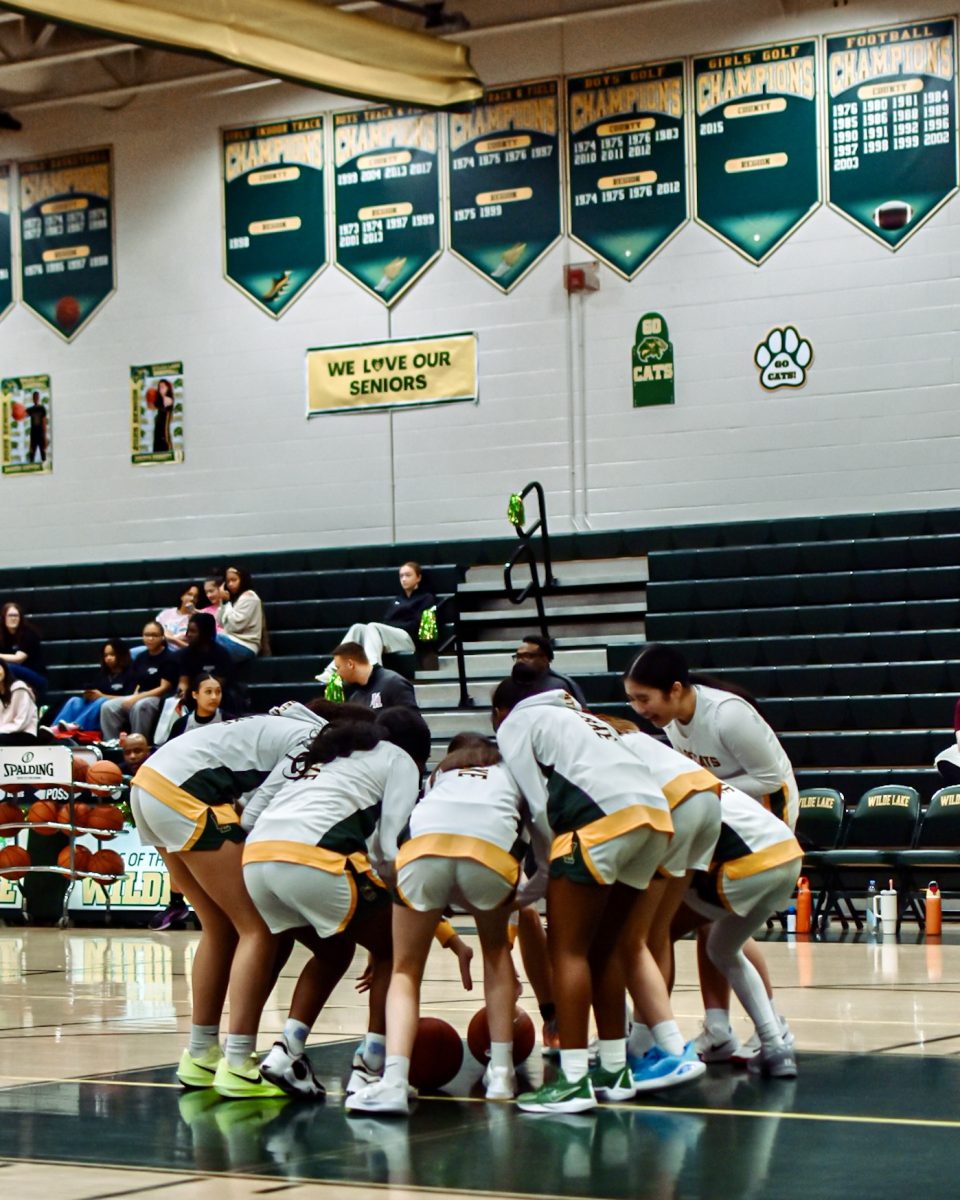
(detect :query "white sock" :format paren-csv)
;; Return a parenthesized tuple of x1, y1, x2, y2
(363, 1032, 386, 1070)
(383, 1054, 410, 1088)
(704, 1007, 731, 1037)
(188, 1024, 219, 1058)
(559, 1048, 589, 1082)
(627, 1022, 655, 1058)
(598, 1038, 626, 1073)
(225, 1033, 257, 1068)
(490, 1041, 514, 1071)
(283, 1018, 310, 1056)
(652, 1020, 685, 1057)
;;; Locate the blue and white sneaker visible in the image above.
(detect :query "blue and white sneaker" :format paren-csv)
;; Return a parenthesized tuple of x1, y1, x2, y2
(629, 1042, 706, 1093)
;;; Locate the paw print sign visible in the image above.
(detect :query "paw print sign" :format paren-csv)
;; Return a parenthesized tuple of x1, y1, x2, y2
(754, 327, 812, 391)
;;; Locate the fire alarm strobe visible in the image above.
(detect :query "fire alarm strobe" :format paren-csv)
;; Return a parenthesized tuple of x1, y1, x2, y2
(564, 261, 600, 293)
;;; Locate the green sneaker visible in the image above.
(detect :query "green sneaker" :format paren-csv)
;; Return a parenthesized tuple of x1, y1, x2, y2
(589, 1063, 637, 1102)
(213, 1054, 287, 1101)
(177, 1045, 223, 1089)
(516, 1070, 597, 1114)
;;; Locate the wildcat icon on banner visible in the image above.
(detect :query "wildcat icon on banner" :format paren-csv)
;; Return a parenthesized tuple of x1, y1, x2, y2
(2, 375, 52, 475)
(131, 363, 184, 466)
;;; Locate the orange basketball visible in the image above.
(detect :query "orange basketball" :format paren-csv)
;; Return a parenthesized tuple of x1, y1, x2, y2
(87, 804, 123, 838)
(72, 756, 89, 783)
(0, 845, 30, 879)
(27, 799, 62, 834)
(55, 294, 80, 330)
(145, 386, 158, 409)
(88, 848, 125, 883)
(10, 401, 26, 421)
(57, 801, 92, 828)
(408, 1017, 463, 1091)
(466, 1006, 536, 1067)
(58, 844, 91, 873)
(87, 760, 123, 789)
(0, 801, 23, 829)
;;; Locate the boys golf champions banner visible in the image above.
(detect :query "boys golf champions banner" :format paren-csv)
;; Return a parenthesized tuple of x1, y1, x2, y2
(2, 375, 51, 475)
(222, 115, 327, 317)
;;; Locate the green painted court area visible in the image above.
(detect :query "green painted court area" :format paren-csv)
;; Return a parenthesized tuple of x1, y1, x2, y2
(2, 1044, 958, 1199)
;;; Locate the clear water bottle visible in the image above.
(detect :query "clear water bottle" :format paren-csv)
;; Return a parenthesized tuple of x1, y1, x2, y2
(866, 880, 878, 931)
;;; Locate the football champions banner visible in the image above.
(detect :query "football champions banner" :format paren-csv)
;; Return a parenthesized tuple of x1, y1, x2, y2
(826, 18, 958, 248)
(2, 375, 51, 475)
(222, 115, 327, 317)
(18, 147, 115, 339)
(306, 332, 476, 416)
(0, 165, 12, 321)
(333, 105, 441, 306)
(567, 61, 687, 277)
(693, 41, 820, 263)
(447, 80, 562, 292)
(131, 362, 184, 466)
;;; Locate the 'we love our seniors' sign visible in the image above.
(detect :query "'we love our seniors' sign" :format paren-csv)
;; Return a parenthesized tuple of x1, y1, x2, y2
(305, 332, 477, 415)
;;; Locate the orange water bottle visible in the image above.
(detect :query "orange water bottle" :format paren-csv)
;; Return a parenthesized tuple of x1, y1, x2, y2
(796, 876, 812, 934)
(925, 882, 942, 937)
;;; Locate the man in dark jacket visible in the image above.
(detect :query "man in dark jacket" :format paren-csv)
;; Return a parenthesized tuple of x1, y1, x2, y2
(514, 634, 587, 708)
(332, 642, 419, 712)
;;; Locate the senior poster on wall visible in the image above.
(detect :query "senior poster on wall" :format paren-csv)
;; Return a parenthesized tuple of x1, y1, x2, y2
(0, 164, 12, 321)
(447, 80, 562, 292)
(1, 375, 51, 475)
(567, 60, 687, 277)
(18, 147, 115, 340)
(131, 362, 184, 466)
(333, 104, 441, 306)
(826, 18, 958, 248)
(693, 40, 820, 263)
(222, 114, 327, 317)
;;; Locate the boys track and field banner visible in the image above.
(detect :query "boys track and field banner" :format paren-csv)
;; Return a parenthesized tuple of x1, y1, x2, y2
(693, 41, 820, 263)
(18, 147, 115, 340)
(567, 61, 687, 277)
(826, 18, 958, 249)
(306, 332, 477, 416)
(0, 165, 11, 322)
(222, 115, 327, 318)
(2, 375, 52, 475)
(447, 80, 562, 292)
(131, 362, 184, 466)
(333, 105, 441, 306)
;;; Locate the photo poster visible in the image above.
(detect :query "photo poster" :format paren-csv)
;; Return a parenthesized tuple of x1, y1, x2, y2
(333, 104, 441, 306)
(1, 374, 52, 475)
(567, 60, 687, 278)
(447, 80, 562, 292)
(18, 147, 115, 340)
(0, 164, 12, 321)
(131, 362, 184, 466)
(693, 40, 820, 263)
(222, 114, 327, 318)
(826, 17, 958, 248)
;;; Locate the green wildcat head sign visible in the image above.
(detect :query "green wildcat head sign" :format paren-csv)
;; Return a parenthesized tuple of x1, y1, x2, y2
(632, 313, 674, 407)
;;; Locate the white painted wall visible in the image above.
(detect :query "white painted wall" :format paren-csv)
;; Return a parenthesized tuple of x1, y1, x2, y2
(1, 0, 957, 566)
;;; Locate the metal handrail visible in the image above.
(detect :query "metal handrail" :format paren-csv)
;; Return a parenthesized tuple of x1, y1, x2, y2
(504, 481, 556, 641)
(435, 591, 473, 708)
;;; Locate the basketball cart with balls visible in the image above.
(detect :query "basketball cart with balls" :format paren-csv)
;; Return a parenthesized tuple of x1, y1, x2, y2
(0, 744, 128, 928)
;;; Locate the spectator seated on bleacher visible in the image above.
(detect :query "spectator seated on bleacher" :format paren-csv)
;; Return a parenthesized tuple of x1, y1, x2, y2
(173, 613, 235, 700)
(514, 633, 587, 707)
(331, 641, 419, 711)
(315, 561, 435, 684)
(49, 639, 136, 733)
(0, 660, 38, 744)
(0, 601, 47, 696)
(200, 576, 223, 626)
(166, 674, 236, 741)
(130, 583, 202, 659)
(216, 565, 268, 663)
(99, 621, 179, 741)
(934, 697, 960, 785)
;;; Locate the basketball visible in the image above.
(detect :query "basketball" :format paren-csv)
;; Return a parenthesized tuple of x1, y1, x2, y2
(408, 1017, 463, 1091)
(57, 801, 92, 828)
(10, 401, 26, 421)
(0, 801, 23, 828)
(27, 799, 62, 834)
(466, 1006, 536, 1066)
(145, 386, 158, 409)
(88, 804, 123, 838)
(72, 756, 89, 783)
(0, 845, 30, 879)
(88, 848, 125, 883)
(55, 294, 81, 330)
(87, 760, 123, 789)
(58, 844, 91, 873)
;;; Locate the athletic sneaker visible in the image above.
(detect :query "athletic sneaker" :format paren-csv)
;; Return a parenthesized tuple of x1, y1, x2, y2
(314, 664, 333, 685)
(213, 1054, 287, 1100)
(747, 1043, 798, 1079)
(630, 1043, 706, 1093)
(259, 1038, 325, 1100)
(177, 1044, 223, 1088)
(517, 1071, 597, 1114)
(482, 1064, 517, 1100)
(149, 899, 191, 931)
(588, 1063, 637, 1102)
(541, 1018, 561, 1058)
(694, 1023, 742, 1063)
(346, 1044, 383, 1095)
(344, 1079, 410, 1116)
(732, 1016, 795, 1064)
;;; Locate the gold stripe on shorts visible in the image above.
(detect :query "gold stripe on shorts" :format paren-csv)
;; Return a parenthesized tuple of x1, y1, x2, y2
(661, 769, 721, 810)
(549, 803, 673, 861)
(397, 833, 521, 885)
(721, 837, 803, 882)
(243, 839, 351, 874)
(134, 765, 240, 826)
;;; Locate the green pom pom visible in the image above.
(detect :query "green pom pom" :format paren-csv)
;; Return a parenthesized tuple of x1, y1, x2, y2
(418, 606, 438, 642)
(507, 493, 525, 527)
(324, 670, 344, 703)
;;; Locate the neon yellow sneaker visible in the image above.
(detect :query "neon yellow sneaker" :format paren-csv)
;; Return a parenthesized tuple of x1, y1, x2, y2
(214, 1054, 287, 1100)
(177, 1045, 223, 1089)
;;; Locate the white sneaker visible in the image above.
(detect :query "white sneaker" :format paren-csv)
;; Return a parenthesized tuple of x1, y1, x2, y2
(346, 1045, 383, 1095)
(345, 1079, 410, 1116)
(259, 1038, 325, 1100)
(732, 1016, 793, 1064)
(694, 1023, 742, 1063)
(314, 664, 333, 684)
(747, 1042, 798, 1079)
(483, 1064, 517, 1100)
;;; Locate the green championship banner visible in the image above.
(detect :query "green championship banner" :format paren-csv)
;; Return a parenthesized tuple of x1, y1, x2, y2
(222, 114, 327, 317)
(131, 362, 184, 466)
(19, 147, 115, 339)
(306, 332, 476, 416)
(826, 18, 958, 248)
(333, 105, 441, 306)
(567, 61, 687, 277)
(0, 165, 11, 321)
(447, 80, 562, 292)
(2, 375, 51, 475)
(693, 41, 820, 263)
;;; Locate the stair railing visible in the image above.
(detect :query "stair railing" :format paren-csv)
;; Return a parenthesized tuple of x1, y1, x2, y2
(504, 481, 557, 641)
(435, 590, 472, 709)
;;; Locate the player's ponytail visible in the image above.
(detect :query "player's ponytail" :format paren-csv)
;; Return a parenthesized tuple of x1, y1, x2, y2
(291, 719, 383, 776)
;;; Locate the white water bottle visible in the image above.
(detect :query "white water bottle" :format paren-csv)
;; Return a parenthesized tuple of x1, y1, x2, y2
(866, 880, 878, 931)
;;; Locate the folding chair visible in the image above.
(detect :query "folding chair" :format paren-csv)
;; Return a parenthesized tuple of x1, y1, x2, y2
(895, 787, 960, 928)
(794, 788, 846, 927)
